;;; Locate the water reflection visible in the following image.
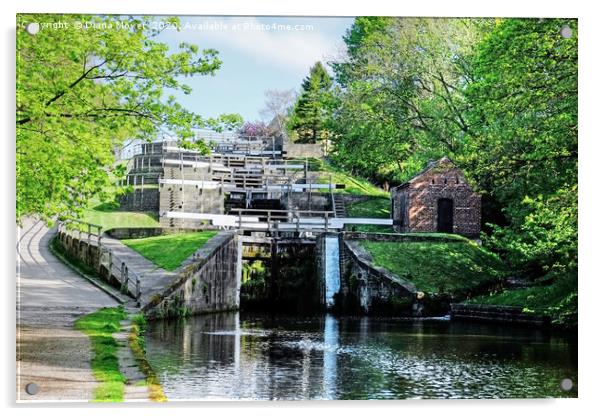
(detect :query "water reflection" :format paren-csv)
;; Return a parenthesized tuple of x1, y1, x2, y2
(145, 312, 577, 400)
(323, 315, 338, 399)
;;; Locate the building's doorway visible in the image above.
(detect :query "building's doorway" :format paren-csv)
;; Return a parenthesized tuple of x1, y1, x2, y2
(437, 198, 454, 233)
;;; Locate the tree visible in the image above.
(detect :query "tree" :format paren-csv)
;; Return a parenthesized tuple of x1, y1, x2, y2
(288, 61, 333, 143)
(259, 89, 295, 135)
(16, 14, 242, 222)
(238, 121, 271, 138)
(464, 18, 578, 277)
(327, 17, 490, 182)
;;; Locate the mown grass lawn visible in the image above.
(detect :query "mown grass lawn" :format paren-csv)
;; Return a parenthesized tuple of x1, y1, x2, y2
(79, 198, 159, 231)
(122, 231, 218, 271)
(346, 197, 393, 233)
(74, 306, 127, 402)
(361, 238, 506, 296)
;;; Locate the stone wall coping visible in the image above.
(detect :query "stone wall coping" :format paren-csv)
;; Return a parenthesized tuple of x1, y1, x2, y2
(450, 303, 550, 326)
(106, 227, 220, 239)
(343, 231, 467, 244)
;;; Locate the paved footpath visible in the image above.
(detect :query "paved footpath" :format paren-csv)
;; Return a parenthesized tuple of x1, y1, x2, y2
(101, 236, 178, 308)
(16, 217, 118, 402)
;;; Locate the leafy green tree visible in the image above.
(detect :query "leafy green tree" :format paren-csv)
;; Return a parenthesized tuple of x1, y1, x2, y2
(464, 18, 578, 277)
(17, 14, 242, 222)
(288, 61, 333, 143)
(327, 17, 490, 182)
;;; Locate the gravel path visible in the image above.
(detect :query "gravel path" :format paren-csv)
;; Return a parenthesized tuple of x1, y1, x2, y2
(16, 217, 118, 402)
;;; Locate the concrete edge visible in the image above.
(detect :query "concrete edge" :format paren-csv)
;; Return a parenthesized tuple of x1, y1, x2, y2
(48, 236, 129, 305)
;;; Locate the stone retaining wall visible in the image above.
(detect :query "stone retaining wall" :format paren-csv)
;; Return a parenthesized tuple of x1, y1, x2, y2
(56, 231, 126, 291)
(118, 188, 160, 212)
(56, 228, 242, 318)
(143, 231, 241, 319)
(282, 143, 325, 158)
(450, 303, 550, 327)
(337, 235, 417, 315)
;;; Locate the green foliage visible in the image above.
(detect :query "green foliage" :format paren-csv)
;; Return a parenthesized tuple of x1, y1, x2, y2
(361, 240, 507, 297)
(467, 269, 577, 327)
(16, 14, 242, 221)
(288, 61, 333, 143)
(485, 185, 577, 276)
(327, 17, 491, 181)
(122, 231, 218, 270)
(131, 313, 147, 333)
(464, 19, 578, 277)
(74, 306, 127, 402)
(242, 260, 266, 284)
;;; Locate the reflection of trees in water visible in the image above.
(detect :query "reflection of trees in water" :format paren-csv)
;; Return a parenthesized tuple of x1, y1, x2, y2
(241, 243, 321, 314)
(144, 314, 577, 399)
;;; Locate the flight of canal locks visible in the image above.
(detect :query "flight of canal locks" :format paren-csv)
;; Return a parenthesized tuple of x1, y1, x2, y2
(53, 139, 577, 400)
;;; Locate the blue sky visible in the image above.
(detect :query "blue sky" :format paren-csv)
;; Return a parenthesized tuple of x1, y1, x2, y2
(155, 16, 354, 123)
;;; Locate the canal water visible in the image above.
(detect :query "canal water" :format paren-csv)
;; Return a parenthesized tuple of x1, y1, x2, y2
(144, 312, 577, 400)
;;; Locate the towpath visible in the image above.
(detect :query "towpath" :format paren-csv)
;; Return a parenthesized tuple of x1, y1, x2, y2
(16, 217, 117, 401)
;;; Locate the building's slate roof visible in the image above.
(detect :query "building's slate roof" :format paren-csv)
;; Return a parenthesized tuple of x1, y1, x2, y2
(391, 156, 454, 191)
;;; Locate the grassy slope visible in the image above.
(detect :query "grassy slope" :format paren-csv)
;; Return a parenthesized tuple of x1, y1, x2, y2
(74, 306, 127, 402)
(466, 271, 577, 326)
(80, 198, 159, 231)
(346, 197, 393, 233)
(361, 238, 506, 296)
(122, 231, 218, 271)
(303, 158, 389, 197)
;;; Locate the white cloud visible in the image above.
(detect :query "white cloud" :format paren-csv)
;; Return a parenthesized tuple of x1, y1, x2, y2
(168, 16, 345, 75)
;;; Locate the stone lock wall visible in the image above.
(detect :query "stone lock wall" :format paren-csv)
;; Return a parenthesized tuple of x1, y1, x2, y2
(159, 165, 225, 228)
(144, 231, 241, 319)
(392, 161, 481, 237)
(341, 238, 417, 314)
(118, 188, 160, 212)
(282, 143, 325, 159)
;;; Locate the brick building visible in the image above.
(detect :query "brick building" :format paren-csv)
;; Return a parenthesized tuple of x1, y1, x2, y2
(390, 157, 481, 237)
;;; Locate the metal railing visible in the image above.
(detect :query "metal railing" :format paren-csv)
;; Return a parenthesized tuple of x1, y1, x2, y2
(57, 219, 141, 305)
(228, 208, 336, 232)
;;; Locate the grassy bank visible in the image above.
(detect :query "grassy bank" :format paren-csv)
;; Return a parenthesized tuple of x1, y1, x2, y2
(361, 237, 506, 297)
(466, 271, 577, 328)
(74, 306, 127, 402)
(128, 314, 167, 402)
(303, 158, 388, 197)
(122, 231, 218, 271)
(80, 198, 159, 231)
(346, 197, 393, 233)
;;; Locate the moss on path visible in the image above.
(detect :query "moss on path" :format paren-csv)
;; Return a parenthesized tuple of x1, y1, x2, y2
(74, 306, 127, 402)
